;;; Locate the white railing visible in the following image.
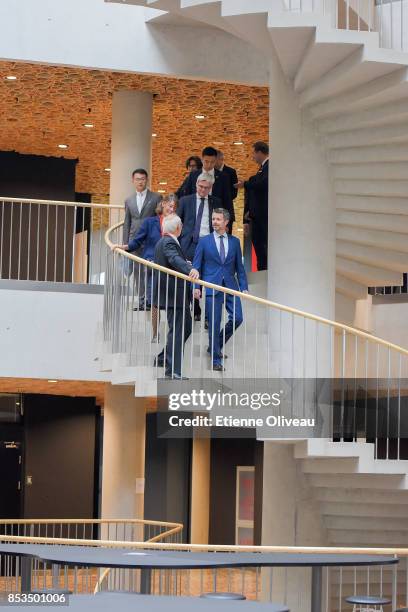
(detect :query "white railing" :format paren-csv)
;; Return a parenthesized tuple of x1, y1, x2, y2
(0, 197, 124, 285)
(284, 0, 408, 52)
(104, 221, 408, 458)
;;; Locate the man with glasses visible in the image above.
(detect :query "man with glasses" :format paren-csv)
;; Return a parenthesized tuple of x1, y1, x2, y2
(123, 168, 162, 310)
(178, 172, 221, 321)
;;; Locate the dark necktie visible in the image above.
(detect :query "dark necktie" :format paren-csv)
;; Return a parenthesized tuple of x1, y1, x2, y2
(219, 235, 226, 264)
(193, 197, 205, 243)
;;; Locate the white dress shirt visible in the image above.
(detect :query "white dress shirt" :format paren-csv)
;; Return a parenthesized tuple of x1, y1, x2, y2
(136, 189, 147, 214)
(213, 231, 229, 259)
(196, 196, 211, 238)
(261, 157, 269, 167)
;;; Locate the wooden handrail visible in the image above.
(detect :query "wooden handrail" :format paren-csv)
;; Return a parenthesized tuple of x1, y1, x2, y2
(0, 534, 404, 556)
(0, 196, 123, 210)
(105, 221, 408, 358)
(0, 519, 182, 528)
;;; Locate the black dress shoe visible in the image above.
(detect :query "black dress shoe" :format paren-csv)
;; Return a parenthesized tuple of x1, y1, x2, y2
(154, 356, 164, 367)
(165, 372, 189, 380)
(194, 314, 201, 322)
(212, 364, 225, 372)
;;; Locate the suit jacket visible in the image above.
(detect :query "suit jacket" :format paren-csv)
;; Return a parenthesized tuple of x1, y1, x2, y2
(154, 236, 192, 309)
(192, 233, 248, 297)
(243, 159, 269, 225)
(123, 190, 162, 243)
(128, 215, 162, 261)
(178, 193, 221, 259)
(175, 174, 191, 200)
(183, 169, 235, 221)
(221, 164, 239, 201)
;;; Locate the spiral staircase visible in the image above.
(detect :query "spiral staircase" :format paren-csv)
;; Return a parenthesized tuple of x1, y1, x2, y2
(100, 2, 408, 606)
(108, 0, 408, 301)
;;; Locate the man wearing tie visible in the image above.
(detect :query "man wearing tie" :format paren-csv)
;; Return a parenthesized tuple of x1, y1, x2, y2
(123, 168, 162, 309)
(178, 173, 221, 321)
(192, 209, 248, 372)
(183, 147, 234, 229)
(235, 142, 269, 271)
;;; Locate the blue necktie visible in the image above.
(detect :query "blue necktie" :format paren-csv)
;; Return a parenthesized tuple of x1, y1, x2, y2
(219, 235, 226, 264)
(193, 198, 205, 243)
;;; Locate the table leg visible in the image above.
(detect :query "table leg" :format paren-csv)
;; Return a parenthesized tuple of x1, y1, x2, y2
(140, 569, 151, 594)
(311, 567, 322, 612)
(20, 556, 32, 593)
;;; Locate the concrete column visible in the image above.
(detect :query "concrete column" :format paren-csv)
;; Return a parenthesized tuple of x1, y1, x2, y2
(109, 90, 153, 210)
(266, 47, 336, 379)
(267, 54, 336, 319)
(261, 443, 328, 612)
(101, 384, 147, 524)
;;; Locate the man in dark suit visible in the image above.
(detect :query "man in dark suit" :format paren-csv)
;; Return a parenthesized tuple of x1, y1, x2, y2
(215, 150, 238, 231)
(183, 147, 234, 230)
(154, 214, 199, 379)
(236, 142, 269, 271)
(178, 172, 221, 321)
(192, 209, 248, 372)
(123, 168, 162, 308)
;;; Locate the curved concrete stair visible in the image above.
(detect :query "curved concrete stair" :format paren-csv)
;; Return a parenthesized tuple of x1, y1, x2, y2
(109, 0, 408, 299)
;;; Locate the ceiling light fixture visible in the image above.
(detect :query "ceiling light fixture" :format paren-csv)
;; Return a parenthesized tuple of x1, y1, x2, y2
(159, 181, 167, 185)
(152, 133, 157, 138)
(5, 75, 17, 81)
(83, 123, 94, 128)
(104, 168, 111, 172)
(48, 380, 58, 384)
(58, 144, 68, 149)
(195, 114, 205, 120)
(233, 141, 244, 146)
(158, 189, 166, 194)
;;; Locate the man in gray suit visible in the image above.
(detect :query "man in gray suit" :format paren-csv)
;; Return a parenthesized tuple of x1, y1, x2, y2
(123, 168, 162, 310)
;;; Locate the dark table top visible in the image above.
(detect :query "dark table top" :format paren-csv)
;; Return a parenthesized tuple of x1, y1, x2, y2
(0, 544, 399, 569)
(0, 594, 289, 611)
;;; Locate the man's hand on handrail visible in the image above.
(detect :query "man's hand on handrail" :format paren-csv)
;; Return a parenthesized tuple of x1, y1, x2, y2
(112, 244, 129, 251)
(189, 268, 200, 280)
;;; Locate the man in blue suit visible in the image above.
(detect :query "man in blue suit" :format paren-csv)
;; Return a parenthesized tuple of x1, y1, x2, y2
(192, 209, 249, 371)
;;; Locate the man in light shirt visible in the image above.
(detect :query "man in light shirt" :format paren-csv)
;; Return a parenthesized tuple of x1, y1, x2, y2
(183, 147, 234, 228)
(192, 209, 248, 372)
(123, 168, 162, 309)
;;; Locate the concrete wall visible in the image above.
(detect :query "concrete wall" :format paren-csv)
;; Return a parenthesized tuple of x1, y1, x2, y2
(0, 0, 268, 86)
(371, 296, 408, 352)
(0, 281, 107, 381)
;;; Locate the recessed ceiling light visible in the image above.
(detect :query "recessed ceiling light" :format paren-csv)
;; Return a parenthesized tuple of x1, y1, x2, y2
(5, 75, 17, 81)
(195, 114, 205, 120)
(237, 228, 244, 232)
(104, 168, 111, 172)
(159, 181, 167, 185)
(152, 133, 157, 138)
(234, 141, 244, 146)
(58, 144, 68, 149)
(48, 379, 58, 383)
(83, 123, 94, 128)
(158, 190, 166, 194)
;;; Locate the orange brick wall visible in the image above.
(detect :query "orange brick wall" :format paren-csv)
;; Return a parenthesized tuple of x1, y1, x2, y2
(0, 61, 269, 228)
